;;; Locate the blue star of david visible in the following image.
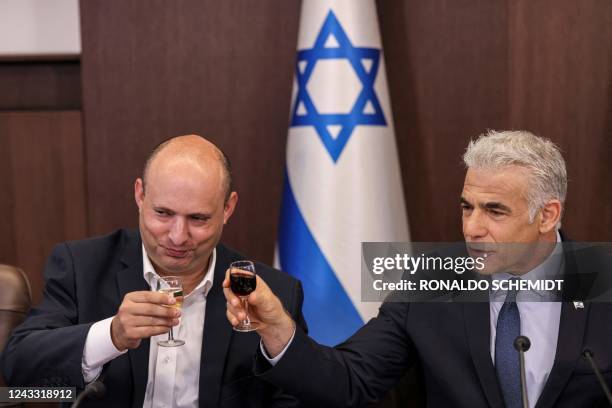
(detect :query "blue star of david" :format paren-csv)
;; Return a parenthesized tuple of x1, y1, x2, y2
(290, 10, 387, 162)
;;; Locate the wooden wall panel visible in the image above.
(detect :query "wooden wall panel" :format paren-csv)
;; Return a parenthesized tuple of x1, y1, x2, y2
(507, 0, 612, 240)
(79, 0, 301, 264)
(378, 0, 509, 241)
(379, 0, 611, 242)
(0, 112, 87, 304)
(0, 60, 81, 110)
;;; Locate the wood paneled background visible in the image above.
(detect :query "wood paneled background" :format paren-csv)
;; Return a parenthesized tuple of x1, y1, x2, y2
(0, 0, 610, 405)
(0, 111, 86, 304)
(0, 0, 610, 357)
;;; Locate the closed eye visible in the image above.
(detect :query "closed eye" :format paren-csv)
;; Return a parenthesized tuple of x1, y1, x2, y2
(154, 208, 172, 217)
(190, 215, 210, 222)
(460, 198, 473, 211)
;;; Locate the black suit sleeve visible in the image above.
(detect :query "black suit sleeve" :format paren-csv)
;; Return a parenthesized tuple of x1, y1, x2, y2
(255, 301, 416, 408)
(1, 244, 91, 388)
(287, 280, 308, 335)
(267, 279, 309, 408)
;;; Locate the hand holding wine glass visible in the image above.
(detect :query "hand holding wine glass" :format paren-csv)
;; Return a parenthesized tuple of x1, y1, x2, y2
(223, 264, 296, 357)
(110, 290, 179, 351)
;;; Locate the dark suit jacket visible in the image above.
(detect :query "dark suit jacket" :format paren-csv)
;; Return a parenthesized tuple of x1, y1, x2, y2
(0, 229, 306, 407)
(256, 241, 612, 407)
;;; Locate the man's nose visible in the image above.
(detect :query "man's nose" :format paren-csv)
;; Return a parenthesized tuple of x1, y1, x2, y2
(168, 217, 189, 246)
(463, 211, 488, 241)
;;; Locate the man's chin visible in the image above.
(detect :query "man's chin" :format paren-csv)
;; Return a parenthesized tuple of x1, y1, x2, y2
(473, 268, 494, 276)
(154, 254, 193, 274)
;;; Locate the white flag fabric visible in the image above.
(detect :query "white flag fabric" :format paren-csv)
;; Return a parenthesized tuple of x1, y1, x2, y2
(277, 0, 409, 346)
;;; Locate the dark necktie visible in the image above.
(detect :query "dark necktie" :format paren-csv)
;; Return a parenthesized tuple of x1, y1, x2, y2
(495, 282, 521, 408)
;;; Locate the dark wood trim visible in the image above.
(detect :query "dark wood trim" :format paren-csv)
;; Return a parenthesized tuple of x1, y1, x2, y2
(0, 54, 80, 62)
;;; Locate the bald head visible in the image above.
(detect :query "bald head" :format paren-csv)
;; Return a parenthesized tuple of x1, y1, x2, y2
(142, 135, 233, 201)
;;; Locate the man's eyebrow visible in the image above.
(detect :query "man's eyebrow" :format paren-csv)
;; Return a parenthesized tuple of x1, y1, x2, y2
(189, 212, 211, 218)
(460, 197, 512, 213)
(481, 201, 512, 213)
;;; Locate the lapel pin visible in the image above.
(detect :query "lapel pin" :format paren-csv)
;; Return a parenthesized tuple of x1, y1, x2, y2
(573, 301, 584, 309)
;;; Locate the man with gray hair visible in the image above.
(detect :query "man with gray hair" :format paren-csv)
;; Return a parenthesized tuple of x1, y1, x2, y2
(463, 130, 567, 230)
(224, 130, 612, 407)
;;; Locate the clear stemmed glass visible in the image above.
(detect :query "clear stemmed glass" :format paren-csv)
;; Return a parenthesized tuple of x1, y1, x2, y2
(156, 276, 185, 347)
(229, 260, 259, 332)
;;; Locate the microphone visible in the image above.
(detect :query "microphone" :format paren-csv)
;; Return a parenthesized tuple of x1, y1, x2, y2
(582, 349, 612, 406)
(514, 335, 531, 408)
(71, 367, 108, 408)
(71, 380, 106, 408)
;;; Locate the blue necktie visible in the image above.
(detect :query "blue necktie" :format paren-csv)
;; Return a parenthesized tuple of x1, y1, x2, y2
(495, 283, 521, 408)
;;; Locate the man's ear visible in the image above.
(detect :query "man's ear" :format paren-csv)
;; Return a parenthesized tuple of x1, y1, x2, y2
(538, 199, 562, 233)
(223, 192, 238, 225)
(135, 178, 145, 211)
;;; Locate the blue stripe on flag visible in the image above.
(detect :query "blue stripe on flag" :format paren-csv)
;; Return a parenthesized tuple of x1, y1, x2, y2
(278, 172, 363, 346)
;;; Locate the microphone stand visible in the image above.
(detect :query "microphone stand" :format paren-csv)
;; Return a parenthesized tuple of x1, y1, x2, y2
(583, 349, 612, 406)
(71, 381, 106, 408)
(514, 335, 531, 408)
(71, 366, 107, 408)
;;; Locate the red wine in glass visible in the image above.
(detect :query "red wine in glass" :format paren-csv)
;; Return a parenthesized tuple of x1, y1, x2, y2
(230, 272, 256, 296)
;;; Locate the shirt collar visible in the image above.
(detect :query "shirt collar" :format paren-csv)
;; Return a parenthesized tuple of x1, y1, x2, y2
(490, 231, 563, 300)
(142, 244, 215, 298)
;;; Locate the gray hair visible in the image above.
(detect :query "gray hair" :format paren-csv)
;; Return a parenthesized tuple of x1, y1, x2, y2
(463, 130, 567, 227)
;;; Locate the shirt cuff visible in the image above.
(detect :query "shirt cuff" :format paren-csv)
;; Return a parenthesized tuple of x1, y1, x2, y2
(259, 327, 296, 366)
(82, 317, 127, 383)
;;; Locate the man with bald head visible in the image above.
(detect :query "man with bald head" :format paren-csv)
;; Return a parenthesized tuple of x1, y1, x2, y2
(1, 135, 306, 407)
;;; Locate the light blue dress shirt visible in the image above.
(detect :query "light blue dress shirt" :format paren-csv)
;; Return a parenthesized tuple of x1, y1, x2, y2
(489, 232, 563, 408)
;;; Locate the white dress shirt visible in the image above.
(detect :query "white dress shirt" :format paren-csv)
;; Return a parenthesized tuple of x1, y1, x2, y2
(489, 232, 563, 408)
(82, 245, 215, 408)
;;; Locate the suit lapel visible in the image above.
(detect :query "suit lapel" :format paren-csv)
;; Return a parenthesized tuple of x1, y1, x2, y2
(535, 302, 589, 408)
(198, 245, 235, 407)
(535, 238, 591, 408)
(463, 302, 505, 408)
(116, 231, 150, 408)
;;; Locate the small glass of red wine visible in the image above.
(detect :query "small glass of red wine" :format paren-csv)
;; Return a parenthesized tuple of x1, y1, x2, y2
(229, 260, 260, 332)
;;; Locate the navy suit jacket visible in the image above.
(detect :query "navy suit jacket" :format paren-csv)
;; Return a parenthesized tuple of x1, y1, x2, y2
(1, 229, 306, 407)
(256, 240, 612, 407)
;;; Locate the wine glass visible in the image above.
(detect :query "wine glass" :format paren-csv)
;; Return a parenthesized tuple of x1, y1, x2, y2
(156, 276, 185, 347)
(229, 260, 259, 332)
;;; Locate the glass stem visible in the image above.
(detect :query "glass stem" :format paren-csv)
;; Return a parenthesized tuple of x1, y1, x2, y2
(168, 325, 175, 341)
(242, 298, 251, 326)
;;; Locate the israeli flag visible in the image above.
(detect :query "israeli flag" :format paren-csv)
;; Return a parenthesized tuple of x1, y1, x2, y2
(277, 0, 410, 346)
